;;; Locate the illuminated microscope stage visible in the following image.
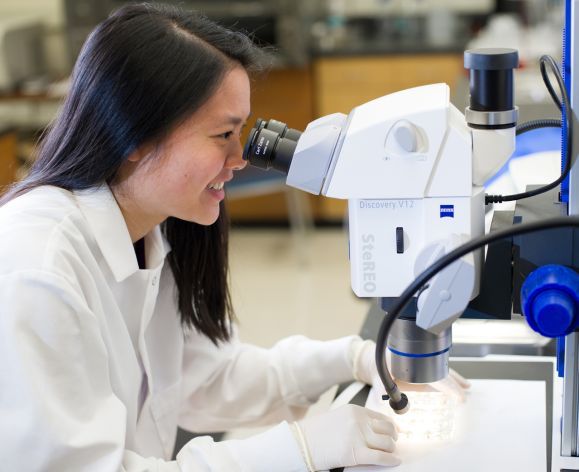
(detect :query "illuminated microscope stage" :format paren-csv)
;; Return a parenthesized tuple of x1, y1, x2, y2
(341, 377, 546, 472)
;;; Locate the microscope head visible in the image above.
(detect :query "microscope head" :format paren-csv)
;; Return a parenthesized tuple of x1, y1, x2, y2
(243, 83, 457, 200)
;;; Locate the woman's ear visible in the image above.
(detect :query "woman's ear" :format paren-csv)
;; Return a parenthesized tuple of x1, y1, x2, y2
(127, 137, 160, 163)
(114, 143, 156, 185)
(126, 145, 149, 163)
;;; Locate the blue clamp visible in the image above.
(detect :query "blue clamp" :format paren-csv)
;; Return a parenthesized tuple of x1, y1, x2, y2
(521, 265, 579, 338)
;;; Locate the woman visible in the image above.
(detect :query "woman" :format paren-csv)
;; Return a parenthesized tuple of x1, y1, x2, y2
(0, 4, 466, 471)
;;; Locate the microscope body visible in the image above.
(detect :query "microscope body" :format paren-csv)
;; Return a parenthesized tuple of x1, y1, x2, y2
(288, 83, 517, 382)
(243, 49, 519, 383)
(329, 85, 482, 302)
(288, 83, 514, 333)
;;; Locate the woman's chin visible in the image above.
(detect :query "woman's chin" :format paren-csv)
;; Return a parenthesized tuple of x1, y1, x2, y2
(181, 209, 220, 226)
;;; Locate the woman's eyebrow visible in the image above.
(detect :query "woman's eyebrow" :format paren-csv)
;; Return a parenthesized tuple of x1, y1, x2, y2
(220, 112, 252, 126)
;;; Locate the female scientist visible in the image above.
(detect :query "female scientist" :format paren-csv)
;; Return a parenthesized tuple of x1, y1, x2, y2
(0, 4, 467, 471)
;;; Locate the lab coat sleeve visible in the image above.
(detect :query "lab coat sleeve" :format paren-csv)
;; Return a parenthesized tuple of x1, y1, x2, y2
(125, 422, 307, 472)
(0, 270, 306, 472)
(0, 270, 125, 471)
(178, 331, 360, 432)
(175, 422, 307, 472)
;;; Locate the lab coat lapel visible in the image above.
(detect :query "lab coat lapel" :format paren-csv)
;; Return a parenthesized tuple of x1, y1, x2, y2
(73, 185, 139, 282)
(138, 267, 184, 459)
(138, 227, 182, 459)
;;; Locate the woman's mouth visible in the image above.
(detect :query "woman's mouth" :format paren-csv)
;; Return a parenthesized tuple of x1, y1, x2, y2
(207, 182, 225, 191)
(206, 181, 226, 201)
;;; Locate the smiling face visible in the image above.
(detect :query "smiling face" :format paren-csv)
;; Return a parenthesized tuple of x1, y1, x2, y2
(113, 66, 251, 240)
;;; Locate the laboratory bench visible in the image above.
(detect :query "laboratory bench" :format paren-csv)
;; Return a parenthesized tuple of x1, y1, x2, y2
(329, 300, 556, 472)
(331, 357, 554, 472)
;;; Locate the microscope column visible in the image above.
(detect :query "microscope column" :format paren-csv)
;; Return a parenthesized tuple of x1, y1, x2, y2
(382, 299, 452, 384)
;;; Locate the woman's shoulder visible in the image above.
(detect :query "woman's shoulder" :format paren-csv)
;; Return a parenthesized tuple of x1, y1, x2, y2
(0, 185, 79, 220)
(0, 186, 86, 241)
(0, 186, 93, 275)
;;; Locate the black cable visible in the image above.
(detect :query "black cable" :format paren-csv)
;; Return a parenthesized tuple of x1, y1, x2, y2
(516, 118, 561, 136)
(485, 55, 573, 205)
(376, 216, 579, 412)
(541, 57, 563, 111)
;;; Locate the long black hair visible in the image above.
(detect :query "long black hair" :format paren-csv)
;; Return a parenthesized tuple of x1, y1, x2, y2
(1, 3, 265, 344)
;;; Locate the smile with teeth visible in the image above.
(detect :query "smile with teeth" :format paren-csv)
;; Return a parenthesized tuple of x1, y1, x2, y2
(207, 182, 225, 191)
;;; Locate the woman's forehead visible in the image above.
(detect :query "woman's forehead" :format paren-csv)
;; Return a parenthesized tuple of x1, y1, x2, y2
(169, 67, 251, 135)
(206, 68, 250, 114)
(193, 77, 250, 126)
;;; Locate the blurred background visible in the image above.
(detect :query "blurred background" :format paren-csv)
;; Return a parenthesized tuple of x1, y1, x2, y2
(0, 0, 567, 350)
(0, 0, 564, 224)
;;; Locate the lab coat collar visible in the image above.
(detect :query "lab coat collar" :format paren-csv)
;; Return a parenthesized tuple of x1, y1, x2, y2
(74, 185, 171, 282)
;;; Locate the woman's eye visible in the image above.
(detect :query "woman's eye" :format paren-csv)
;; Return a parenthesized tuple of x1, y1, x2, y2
(218, 131, 234, 139)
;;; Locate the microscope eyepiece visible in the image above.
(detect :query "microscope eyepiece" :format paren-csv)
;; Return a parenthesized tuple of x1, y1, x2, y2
(242, 118, 302, 175)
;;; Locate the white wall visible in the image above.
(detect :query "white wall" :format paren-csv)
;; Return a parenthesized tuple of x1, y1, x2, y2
(0, 0, 68, 76)
(0, 0, 64, 26)
(0, 1, 67, 126)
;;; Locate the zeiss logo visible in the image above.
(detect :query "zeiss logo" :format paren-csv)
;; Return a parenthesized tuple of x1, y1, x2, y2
(440, 205, 454, 218)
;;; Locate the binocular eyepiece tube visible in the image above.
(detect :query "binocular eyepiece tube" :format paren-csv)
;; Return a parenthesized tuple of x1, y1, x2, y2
(242, 118, 302, 175)
(464, 48, 519, 129)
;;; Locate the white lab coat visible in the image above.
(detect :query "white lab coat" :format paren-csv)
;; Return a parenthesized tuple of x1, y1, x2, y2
(0, 185, 358, 471)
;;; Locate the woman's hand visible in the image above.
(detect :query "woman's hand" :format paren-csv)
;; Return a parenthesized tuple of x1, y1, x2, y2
(351, 339, 471, 402)
(292, 404, 401, 470)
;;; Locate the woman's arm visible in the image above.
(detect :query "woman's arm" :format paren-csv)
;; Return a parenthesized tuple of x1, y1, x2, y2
(178, 330, 361, 432)
(0, 270, 306, 471)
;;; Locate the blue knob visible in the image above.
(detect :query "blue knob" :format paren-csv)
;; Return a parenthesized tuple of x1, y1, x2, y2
(532, 289, 574, 337)
(521, 265, 579, 338)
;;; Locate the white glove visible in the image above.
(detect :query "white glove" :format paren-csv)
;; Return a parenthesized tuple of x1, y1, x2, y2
(350, 339, 471, 401)
(292, 404, 401, 471)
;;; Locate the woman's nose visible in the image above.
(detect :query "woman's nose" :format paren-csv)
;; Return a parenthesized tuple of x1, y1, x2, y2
(226, 140, 248, 171)
(230, 159, 247, 171)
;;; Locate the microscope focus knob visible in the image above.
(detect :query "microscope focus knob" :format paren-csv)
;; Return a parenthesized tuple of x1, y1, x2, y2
(521, 265, 579, 338)
(393, 122, 418, 153)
